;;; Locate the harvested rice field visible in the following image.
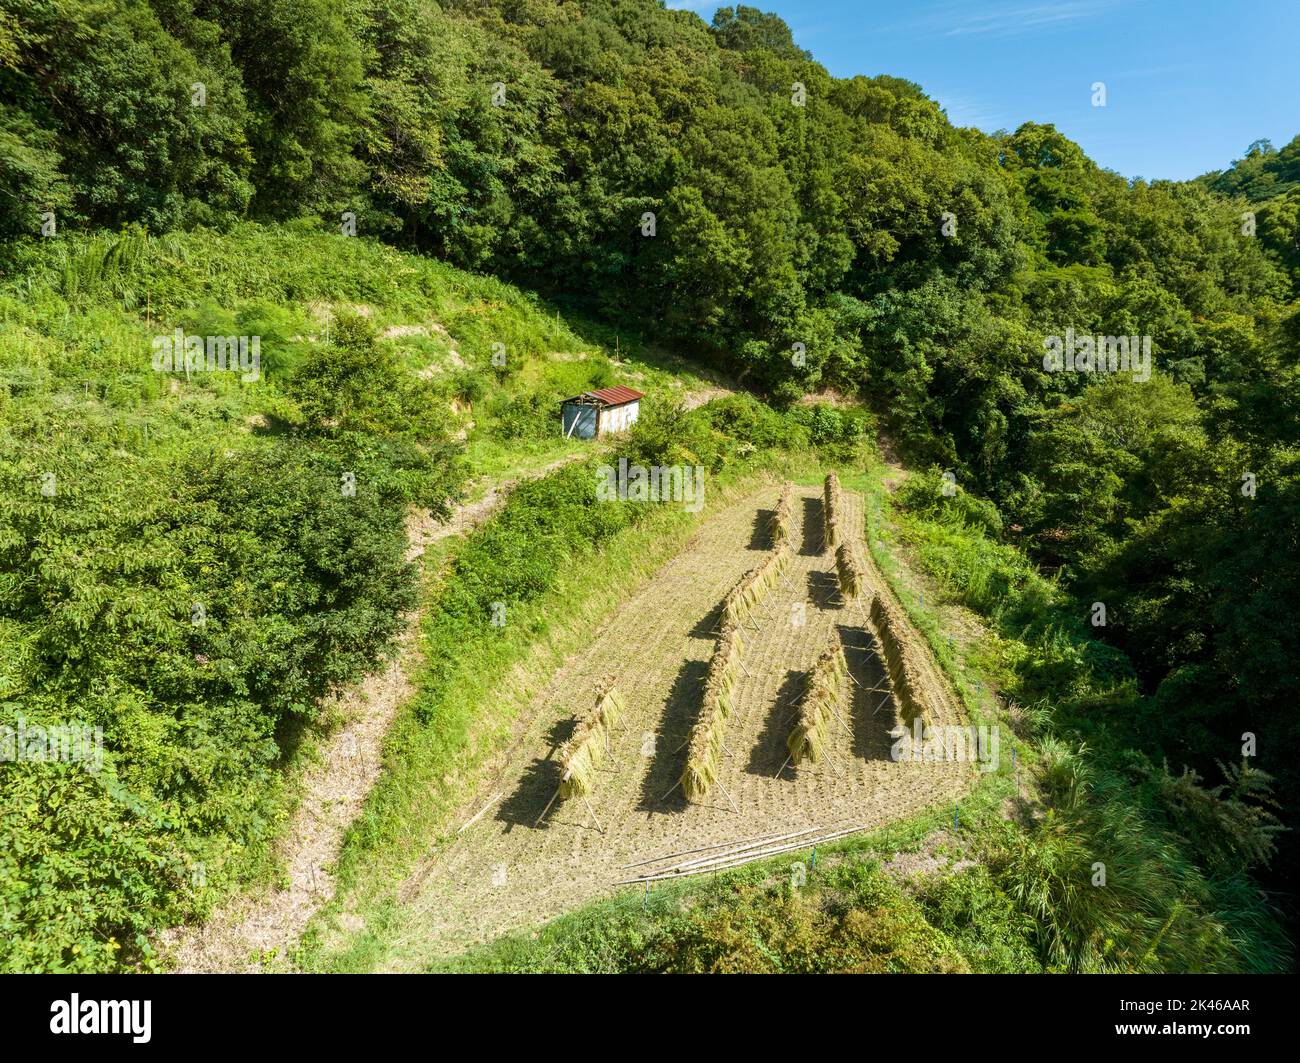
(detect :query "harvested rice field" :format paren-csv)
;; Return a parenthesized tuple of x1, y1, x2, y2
(378, 480, 973, 968)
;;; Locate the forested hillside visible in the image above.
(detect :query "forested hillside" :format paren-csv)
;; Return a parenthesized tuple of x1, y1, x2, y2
(1, 0, 1295, 971)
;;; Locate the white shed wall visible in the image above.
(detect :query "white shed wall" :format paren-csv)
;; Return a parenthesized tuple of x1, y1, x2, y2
(597, 401, 640, 436)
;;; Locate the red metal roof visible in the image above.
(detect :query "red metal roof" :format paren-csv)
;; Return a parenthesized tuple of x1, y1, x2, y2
(563, 385, 645, 407)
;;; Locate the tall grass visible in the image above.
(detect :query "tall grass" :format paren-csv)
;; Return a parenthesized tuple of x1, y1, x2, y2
(433, 858, 971, 973)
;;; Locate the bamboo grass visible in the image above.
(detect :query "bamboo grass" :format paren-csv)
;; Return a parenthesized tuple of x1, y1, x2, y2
(787, 634, 848, 765)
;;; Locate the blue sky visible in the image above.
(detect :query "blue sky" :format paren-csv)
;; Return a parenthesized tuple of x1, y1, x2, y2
(668, 0, 1300, 180)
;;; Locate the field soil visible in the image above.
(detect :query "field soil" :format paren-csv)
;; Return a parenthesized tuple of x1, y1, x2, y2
(378, 481, 973, 968)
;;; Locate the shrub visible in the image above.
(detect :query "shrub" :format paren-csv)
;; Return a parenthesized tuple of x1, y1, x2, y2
(898, 468, 1004, 539)
(0, 435, 418, 970)
(701, 394, 808, 452)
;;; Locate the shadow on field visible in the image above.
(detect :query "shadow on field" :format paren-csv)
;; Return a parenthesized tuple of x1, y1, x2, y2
(808, 568, 841, 609)
(544, 717, 577, 755)
(636, 656, 711, 812)
(689, 599, 726, 639)
(839, 622, 897, 762)
(497, 754, 565, 832)
(746, 668, 805, 778)
(494, 719, 583, 831)
(800, 495, 823, 556)
(748, 508, 775, 551)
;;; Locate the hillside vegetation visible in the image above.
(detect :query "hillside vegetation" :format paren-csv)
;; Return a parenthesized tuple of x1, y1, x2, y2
(0, 0, 1295, 971)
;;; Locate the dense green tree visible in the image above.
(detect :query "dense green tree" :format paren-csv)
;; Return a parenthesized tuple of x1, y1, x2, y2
(0, 0, 253, 229)
(191, 0, 367, 216)
(710, 4, 809, 59)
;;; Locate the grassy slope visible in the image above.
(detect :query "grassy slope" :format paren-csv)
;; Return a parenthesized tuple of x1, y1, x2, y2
(0, 222, 717, 484)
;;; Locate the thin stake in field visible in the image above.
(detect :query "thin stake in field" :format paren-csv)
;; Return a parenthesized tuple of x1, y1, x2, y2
(458, 792, 503, 834)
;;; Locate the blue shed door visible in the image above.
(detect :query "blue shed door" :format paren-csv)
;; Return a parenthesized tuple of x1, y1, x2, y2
(562, 403, 598, 439)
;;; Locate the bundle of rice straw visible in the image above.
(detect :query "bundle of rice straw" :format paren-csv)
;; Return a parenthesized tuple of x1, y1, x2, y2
(681, 622, 744, 801)
(771, 481, 794, 548)
(557, 679, 627, 798)
(594, 679, 625, 730)
(869, 595, 927, 726)
(723, 544, 789, 627)
(835, 540, 867, 601)
(823, 472, 843, 551)
(787, 634, 848, 765)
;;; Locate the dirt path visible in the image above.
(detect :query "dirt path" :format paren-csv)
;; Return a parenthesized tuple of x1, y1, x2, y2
(404, 452, 587, 558)
(361, 482, 972, 970)
(681, 385, 734, 411)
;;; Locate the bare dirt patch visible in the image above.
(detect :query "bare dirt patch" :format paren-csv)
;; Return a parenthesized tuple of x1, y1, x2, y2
(379, 324, 430, 339)
(881, 830, 976, 881)
(796, 388, 855, 407)
(681, 385, 734, 411)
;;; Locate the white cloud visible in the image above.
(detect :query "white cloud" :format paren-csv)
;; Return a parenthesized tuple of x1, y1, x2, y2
(936, 93, 1008, 130)
(905, 0, 1136, 40)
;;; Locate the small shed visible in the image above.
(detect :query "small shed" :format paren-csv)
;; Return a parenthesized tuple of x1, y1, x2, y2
(560, 385, 644, 439)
